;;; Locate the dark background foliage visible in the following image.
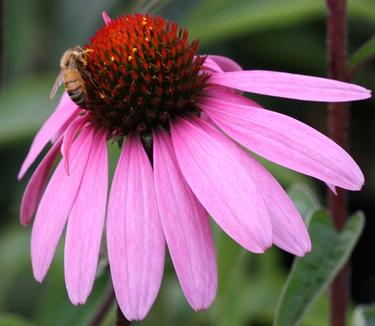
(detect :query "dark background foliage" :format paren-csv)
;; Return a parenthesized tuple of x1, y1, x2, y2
(0, 0, 374, 325)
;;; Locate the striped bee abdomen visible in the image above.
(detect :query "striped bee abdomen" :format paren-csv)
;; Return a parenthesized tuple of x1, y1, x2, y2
(64, 70, 87, 106)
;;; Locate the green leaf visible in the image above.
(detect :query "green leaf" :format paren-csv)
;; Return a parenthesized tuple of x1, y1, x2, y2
(348, 35, 375, 73)
(257, 156, 314, 188)
(274, 210, 365, 326)
(353, 304, 375, 326)
(33, 241, 112, 326)
(0, 314, 35, 326)
(215, 229, 246, 298)
(287, 184, 320, 222)
(0, 228, 32, 309)
(349, 0, 375, 23)
(183, 0, 375, 45)
(206, 225, 247, 325)
(184, 0, 325, 44)
(130, 0, 172, 13)
(210, 221, 288, 326)
(0, 74, 58, 146)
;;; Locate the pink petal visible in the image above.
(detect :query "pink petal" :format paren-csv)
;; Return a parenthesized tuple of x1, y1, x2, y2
(102, 11, 112, 25)
(53, 92, 75, 114)
(107, 134, 165, 321)
(153, 129, 217, 310)
(209, 70, 371, 102)
(201, 60, 245, 96)
(326, 183, 338, 195)
(18, 93, 78, 180)
(201, 57, 223, 73)
(206, 55, 242, 72)
(51, 104, 79, 143)
(61, 116, 86, 175)
(31, 127, 93, 282)
(64, 129, 108, 305)
(243, 156, 311, 256)
(51, 112, 79, 144)
(196, 118, 310, 256)
(199, 95, 364, 190)
(171, 117, 272, 253)
(202, 86, 262, 108)
(20, 136, 63, 226)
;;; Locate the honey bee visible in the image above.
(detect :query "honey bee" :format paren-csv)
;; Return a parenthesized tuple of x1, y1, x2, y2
(50, 46, 95, 106)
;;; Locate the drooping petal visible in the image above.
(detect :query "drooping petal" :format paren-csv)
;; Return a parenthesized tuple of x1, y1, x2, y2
(153, 129, 217, 310)
(242, 157, 311, 256)
(199, 95, 364, 190)
(51, 111, 79, 144)
(171, 117, 272, 253)
(206, 55, 242, 72)
(20, 136, 63, 226)
(209, 70, 371, 102)
(31, 127, 93, 282)
(64, 129, 108, 305)
(51, 96, 79, 143)
(197, 118, 311, 256)
(61, 116, 86, 175)
(102, 11, 112, 25)
(18, 93, 78, 180)
(57, 91, 76, 110)
(107, 134, 165, 321)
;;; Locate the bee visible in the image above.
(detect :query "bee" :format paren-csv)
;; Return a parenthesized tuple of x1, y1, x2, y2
(50, 46, 95, 106)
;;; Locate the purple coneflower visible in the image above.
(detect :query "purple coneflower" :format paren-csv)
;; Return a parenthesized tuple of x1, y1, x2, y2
(19, 12, 371, 320)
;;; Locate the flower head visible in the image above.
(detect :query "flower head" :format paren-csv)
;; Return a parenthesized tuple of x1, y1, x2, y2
(19, 12, 371, 320)
(83, 13, 207, 136)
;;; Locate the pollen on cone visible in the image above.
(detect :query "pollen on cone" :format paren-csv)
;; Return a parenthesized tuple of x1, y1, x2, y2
(82, 13, 208, 136)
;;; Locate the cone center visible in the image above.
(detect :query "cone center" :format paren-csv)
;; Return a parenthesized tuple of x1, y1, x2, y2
(78, 13, 208, 137)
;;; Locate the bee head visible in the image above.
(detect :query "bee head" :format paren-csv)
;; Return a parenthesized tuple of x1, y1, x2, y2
(60, 46, 91, 68)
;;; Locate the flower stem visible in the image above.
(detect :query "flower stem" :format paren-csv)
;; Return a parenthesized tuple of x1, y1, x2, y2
(87, 286, 115, 326)
(86, 284, 130, 326)
(326, 0, 350, 325)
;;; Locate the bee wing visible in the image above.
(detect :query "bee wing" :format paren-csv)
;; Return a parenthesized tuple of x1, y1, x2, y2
(49, 69, 65, 99)
(81, 69, 104, 94)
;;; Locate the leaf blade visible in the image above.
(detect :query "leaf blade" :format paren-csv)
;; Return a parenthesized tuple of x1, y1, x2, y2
(184, 0, 325, 44)
(0, 314, 35, 326)
(348, 35, 375, 73)
(274, 210, 364, 326)
(353, 303, 375, 326)
(0, 75, 58, 146)
(287, 183, 320, 222)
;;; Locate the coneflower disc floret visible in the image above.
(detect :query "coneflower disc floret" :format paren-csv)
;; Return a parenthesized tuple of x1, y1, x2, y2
(83, 13, 208, 137)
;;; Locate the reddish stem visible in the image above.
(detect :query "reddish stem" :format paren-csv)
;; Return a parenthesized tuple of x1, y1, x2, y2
(87, 286, 115, 326)
(326, 0, 350, 325)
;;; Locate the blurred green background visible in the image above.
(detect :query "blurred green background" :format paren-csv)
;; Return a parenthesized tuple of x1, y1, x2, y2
(0, 0, 374, 325)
